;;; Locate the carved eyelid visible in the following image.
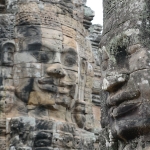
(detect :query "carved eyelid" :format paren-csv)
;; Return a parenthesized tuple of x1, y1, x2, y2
(30, 51, 54, 62)
(63, 50, 77, 59)
(28, 27, 38, 32)
(21, 27, 39, 36)
(62, 51, 77, 61)
(41, 45, 53, 51)
(62, 49, 77, 55)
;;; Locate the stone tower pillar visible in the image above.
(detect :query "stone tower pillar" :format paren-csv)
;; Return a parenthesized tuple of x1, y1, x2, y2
(0, 0, 102, 149)
(100, 0, 150, 149)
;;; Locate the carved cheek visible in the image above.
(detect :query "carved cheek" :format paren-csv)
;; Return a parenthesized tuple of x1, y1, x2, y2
(59, 133, 73, 148)
(60, 71, 78, 86)
(74, 114, 86, 128)
(129, 49, 148, 73)
(14, 52, 37, 64)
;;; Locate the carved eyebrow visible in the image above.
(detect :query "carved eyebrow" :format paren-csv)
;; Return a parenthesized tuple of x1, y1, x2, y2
(18, 26, 40, 36)
(62, 48, 77, 54)
(41, 45, 54, 51)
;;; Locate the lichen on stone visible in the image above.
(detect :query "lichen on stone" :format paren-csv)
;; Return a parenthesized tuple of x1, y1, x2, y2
(106, 33, 130, 64)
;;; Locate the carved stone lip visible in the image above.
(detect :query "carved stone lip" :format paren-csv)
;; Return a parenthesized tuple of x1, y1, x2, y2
(38, 78, 74, 86)
(112, 101, 141, 118)
(38, 77, 58, 85)
(38, 83, 70, 94)
(107, 90, 140, 106)
(38, 83, 57, 93)
(59, 80, 76, 86)
(38, 77, 71, 94)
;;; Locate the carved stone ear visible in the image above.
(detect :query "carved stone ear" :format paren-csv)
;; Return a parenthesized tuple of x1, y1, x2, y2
(1, 41, 15, 66)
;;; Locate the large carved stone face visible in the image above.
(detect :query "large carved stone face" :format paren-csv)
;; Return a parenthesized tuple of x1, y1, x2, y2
(14, 25, 78, 108)
(101, 32, 150, 141)
(8, 1, 97, 127)
(0, 1, 102, 149)
(11, 4, 83, 123)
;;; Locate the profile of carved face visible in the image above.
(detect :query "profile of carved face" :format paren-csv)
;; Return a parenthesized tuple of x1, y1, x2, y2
(101, 31, 150, 141)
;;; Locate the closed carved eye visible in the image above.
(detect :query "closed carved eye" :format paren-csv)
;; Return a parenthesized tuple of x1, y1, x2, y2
(27, 28, 39, 36)
(64, 54, 76, 66)
(31, 51, 54, 63)
(62, 48, 77, 67)
(19, 26, 40, 37)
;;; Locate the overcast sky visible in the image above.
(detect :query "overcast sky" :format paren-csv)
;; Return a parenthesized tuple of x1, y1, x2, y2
(86, 0, 103, 25)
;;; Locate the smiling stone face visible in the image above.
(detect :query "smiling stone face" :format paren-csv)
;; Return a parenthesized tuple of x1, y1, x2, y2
(101, 35, 142, 140)
(11, 2, 80, 120)
(0, 1, 102, 150)
(101, 0, 150, 143)
(14, 24, 78, 110)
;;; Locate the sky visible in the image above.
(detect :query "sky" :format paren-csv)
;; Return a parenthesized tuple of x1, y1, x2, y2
(86, 0, 103, 25)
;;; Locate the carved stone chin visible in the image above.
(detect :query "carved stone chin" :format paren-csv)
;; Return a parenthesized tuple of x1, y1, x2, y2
(0, 1, 102, 149)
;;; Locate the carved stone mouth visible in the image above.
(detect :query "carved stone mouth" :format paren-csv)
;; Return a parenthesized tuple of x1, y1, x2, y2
(38, 78, 74, 86)
(108, 90, 141, 118)
(59, 80, 76, 86)
(111, 101, 141, 118)
(38, 77, 73, 94)
(38, 83, 57, 93)
(38, 78, 57, 85)
(107, 90, 140, 106)
(38, 82, 70, 94)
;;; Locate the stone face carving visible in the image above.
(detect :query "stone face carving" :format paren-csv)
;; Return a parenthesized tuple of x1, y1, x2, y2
(100, 0, 150, 149)
(0, 0, 102, 149)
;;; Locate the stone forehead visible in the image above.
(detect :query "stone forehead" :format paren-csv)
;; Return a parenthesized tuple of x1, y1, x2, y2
(16, 0, 86, 5)
(16, 1, 84, 17)
(15, 2, 88, 36)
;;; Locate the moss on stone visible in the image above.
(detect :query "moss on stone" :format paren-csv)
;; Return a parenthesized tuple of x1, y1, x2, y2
(106, 33, 130, 64)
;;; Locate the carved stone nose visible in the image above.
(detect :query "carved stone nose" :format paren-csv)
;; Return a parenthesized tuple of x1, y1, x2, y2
(102, 74, 129, 92)
(46, 64, 66, 78)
